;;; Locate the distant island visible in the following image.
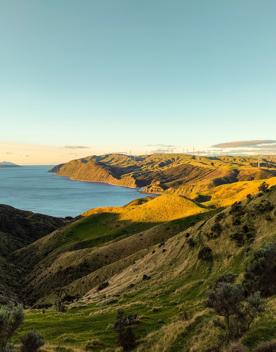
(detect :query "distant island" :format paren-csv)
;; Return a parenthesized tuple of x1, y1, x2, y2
(0, 161, 21, 168)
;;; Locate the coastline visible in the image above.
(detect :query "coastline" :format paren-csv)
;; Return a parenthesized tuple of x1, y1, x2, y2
(52, 172, 161, 196)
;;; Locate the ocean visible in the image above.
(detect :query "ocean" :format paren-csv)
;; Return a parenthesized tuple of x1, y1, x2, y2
(0, 166, 146, 217)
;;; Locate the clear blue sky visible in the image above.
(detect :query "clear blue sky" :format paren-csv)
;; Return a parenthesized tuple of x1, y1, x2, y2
(0, 0, 275, 148)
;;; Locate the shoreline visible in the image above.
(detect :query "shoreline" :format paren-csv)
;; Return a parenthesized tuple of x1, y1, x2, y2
(52, 172, 161, 196)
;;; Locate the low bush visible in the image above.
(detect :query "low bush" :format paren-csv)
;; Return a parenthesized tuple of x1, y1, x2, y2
(258, 182, 269, 193)
(243, 243, 276, 297)
(207, 276, 264, 342)
(113, 309, 138, 351)
(198, 246, 213, 261)
(20, 331, 44, 352)
(0, 304, 24, 351)
(187, 238, 196, 248)
(253, 340, 276, 352)
(97, 281, 109, 291)
(226, 343, 248, 352)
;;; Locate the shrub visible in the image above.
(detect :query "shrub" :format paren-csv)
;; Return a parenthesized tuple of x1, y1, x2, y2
(227, 343, 248, 352)
(212, 222, 223, 233)
(194, 194, 212, 203)
(0, 304, 24, 351)
(206, 277, 264, 342)
(97, 281, 109, 291)
(215, 273, 236, 285)
(243, 243, 276, 297)
(216, 212, 226, 222)
(230, 202, 244, 215)
(204, 347, 220, 352)
(258, 182, 269, 193)
(232, 217, 242, 226)
(113, 310, 138, 351)
(253, 340, 276, 352)
(54, 347, 74, 352)
(209, 222, 223, 238)
(55, 289, 66, 312)
(85, 339, 105, 350)
(198, 246, 213, 261)
(255, 200, 274, 213)
(187, 238, 196, 248)
(20, 331, 44, 352)
(230, 233, 245, 246)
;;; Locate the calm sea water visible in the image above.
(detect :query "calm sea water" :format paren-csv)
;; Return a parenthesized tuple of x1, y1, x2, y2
(0, 166, 146, 217)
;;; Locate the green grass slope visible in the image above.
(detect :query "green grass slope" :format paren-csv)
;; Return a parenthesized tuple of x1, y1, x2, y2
(15, 186, 276, 352)
(15, 194, 210, 306)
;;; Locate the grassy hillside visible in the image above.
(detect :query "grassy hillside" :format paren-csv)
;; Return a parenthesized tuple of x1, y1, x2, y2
(14, 194, 210, 306)
(51, 154, 276, 194)
(175, 176, 276, 207)
(0, 159, 275, 351)
(0, 205, 66, 302)
(10, 184, 276, 352)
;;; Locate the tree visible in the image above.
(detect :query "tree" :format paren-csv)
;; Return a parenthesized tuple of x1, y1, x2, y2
(20, 331, 44, 352)
(0, 304, 24, 351)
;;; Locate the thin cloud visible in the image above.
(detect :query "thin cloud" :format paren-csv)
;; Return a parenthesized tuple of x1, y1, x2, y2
(146, 144, 176, 148)
(213, 140, 276, 148)
(64, 145, 90, 149)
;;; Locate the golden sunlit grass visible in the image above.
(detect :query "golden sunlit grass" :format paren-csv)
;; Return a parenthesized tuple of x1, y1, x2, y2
(84, 193, 206, 223)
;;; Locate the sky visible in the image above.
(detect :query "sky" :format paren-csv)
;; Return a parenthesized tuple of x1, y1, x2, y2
(0, 0, 276, 163)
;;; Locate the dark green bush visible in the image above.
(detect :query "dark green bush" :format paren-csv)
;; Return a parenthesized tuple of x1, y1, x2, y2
(255, 200, 274, 213)
(230, 233, 243, 246)
(198, 246, 213, 261)
(258, 182, 269, 193)
(230, 202, 244, 215)
(207, 277, 263, 341)
(227, 343, 248, 352)
(187, 238, 196, 248)
(253, 340, 276, 352)
(0, 304, 24, 351)
(243, 243, 276, 297)
(20, 331, 44, 352)
(97, 281, 109, 291)
(113, 309, 138, 351)
(194, 194, 212, 203)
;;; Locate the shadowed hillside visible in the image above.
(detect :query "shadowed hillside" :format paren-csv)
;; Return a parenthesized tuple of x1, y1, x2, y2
(0, 205, 67, 302)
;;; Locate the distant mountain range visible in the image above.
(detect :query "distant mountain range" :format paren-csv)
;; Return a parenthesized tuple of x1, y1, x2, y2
(0, 161, 20, 167)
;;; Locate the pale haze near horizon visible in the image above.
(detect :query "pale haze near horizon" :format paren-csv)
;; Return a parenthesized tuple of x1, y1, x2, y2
(0, 0, 276, 164)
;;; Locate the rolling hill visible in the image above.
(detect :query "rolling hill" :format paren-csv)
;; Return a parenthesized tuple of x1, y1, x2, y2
(0, 155, 275, 351)
(11, 183, 276, 352)
(0, 205, 66, 302)
(50, 154, 276, 195)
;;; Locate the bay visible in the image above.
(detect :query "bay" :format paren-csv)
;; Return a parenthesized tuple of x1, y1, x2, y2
(0, 166, 146, 217)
